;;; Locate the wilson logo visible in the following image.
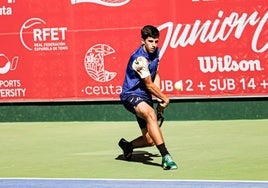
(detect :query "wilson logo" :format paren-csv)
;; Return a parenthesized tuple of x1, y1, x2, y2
(198, 55, 262, 73)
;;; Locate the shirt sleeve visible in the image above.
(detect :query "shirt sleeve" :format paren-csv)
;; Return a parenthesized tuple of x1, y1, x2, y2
(132, 56, 150, 78)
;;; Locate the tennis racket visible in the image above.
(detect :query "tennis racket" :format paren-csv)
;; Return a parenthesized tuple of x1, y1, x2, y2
(156, 104, 164, 127)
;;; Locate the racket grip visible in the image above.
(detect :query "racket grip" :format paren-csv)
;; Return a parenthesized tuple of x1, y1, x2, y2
(156, 103, 164, 115)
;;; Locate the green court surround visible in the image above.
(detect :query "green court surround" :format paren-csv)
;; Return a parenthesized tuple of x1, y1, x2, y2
(1, 98, 267, 122)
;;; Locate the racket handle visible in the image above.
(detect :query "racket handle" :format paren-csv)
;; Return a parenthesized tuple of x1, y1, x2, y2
(157, 104, 164, 115)
(156, 104, 164, 127)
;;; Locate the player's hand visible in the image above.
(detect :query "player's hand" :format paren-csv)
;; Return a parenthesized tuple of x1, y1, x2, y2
(159, 97, 169, 109)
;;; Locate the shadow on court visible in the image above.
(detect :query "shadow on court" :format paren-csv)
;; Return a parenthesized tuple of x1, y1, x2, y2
(115, 151, 162, 167)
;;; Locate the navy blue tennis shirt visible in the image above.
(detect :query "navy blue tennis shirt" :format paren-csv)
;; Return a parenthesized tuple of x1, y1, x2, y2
(120, 45, 160, 102)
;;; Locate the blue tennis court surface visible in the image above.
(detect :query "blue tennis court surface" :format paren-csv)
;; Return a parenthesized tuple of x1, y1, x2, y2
(0, 178, 267, 188)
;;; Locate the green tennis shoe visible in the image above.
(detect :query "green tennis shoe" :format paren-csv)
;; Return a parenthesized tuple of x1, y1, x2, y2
(162, 154, 178, 170)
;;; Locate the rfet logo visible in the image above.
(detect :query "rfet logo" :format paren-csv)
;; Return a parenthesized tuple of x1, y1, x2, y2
(20, 18, 68, 52)
(70, 0, 130, 6)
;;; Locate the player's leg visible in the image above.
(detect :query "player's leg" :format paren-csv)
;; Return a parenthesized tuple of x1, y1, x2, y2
(134, 101, 164, 145)
(118, 96, 144, 160)
(129, 116, 155, 148)
(134, 101, 178, 170)
(129, 131, 154, 148)
(119, 96, 178, 169)
(118, 113, 154, 160)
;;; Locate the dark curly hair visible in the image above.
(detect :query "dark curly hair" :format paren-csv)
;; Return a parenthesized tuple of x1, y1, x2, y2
(141, 25, 159, 40)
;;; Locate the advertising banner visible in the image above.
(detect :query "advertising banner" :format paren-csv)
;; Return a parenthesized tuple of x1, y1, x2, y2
(0, 0, 267, 102)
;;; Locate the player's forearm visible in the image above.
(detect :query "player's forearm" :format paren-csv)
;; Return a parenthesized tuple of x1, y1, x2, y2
(154, 73, 161, 89)
(146, 82, 169, 107)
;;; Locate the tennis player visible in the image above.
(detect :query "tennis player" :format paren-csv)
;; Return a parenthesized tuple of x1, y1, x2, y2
(119, 25, 178, 170)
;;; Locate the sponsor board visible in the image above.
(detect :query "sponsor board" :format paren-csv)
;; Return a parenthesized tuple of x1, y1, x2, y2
(0, 0, 267, 102)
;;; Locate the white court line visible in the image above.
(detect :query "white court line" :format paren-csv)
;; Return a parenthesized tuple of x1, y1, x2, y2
(0, 177, 267, 183)
(1, 178, 267, 188)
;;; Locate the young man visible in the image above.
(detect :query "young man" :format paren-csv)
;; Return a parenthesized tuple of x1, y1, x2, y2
(119, 25, 178, 170)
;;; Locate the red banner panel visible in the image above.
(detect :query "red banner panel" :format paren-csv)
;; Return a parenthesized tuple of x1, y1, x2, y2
(0, 0, 267, 102)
